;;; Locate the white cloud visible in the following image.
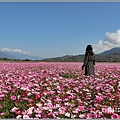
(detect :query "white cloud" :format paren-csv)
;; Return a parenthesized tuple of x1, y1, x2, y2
(1, 48, 31, 55)
(93, 29, 120, 54)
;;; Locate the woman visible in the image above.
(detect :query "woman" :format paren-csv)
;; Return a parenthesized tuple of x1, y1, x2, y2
(82, 45, 95, 76)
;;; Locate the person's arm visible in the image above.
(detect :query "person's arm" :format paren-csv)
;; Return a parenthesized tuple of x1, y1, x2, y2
(82, 55, 88, 70)
(93, 55, 95, 65)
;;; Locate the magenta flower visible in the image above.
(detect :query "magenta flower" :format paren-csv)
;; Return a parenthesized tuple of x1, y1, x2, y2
(86, 113, 92, 119)
(78, 106, 84, 111)
(95, 95, 104, 102)
(111, 113, 119, 119)
(10, 95, 17, 100)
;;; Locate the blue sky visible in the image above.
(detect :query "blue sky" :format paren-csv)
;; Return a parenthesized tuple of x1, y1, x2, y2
(0, 2, 120, 58)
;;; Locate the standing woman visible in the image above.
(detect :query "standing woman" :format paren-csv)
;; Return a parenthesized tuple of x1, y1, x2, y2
(82, 45, 95, 76)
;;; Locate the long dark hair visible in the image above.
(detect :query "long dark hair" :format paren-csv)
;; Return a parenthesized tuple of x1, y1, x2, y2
(85, 45, 94, 56)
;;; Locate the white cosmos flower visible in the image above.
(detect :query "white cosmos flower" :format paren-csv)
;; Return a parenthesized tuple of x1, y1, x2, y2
(65, 112, 70, 117)
(11, 107, 19, 112)
(118, 82, 120, 87)
(79, 114, 85, 118)
(27, 107, 34, 115)
(23, 115, 30, 119)
(56, 104, 60, 108)
(27, 92, 32, 96)
(36, 103, 42, 108)
(16, 115, 22, 119)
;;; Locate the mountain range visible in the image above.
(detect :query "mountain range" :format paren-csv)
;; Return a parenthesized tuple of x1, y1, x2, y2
(100, 47, 120, 55)
(0, 47, 120, 62)
(41, 47, 120, 62)
(0, 51, 43, 60)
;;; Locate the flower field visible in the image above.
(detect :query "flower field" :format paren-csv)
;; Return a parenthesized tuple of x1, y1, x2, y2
(0, 62, 120, 119)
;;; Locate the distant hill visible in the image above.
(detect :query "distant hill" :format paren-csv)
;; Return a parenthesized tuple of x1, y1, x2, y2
(41, 47, 120, 62)
(41, 55, 84, 62)
(95, 53, 120, 62)
(0, 51, 43, 60)
(0, 51, 13, 59)
(100, 47, 120, 55)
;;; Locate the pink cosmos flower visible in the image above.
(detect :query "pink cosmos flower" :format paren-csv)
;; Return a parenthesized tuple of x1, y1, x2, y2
(28, 98, 34, 103)
(22, 110, 28, 115)
(86, 113, 92, 119)
(10, 95, 17, 100)
(23, 97, 29, 101)
(59, 106, 67, 114)
(35, 94, 40, 100)
(35, 114, 42, 118)
(0, 112, 6, 116)
(95, 95, 103, 102)
(73, 108, 79, 114)
(78, 106, 84, 111)
(15, 110, 20, 115)
(102, 107, 114, 114)
(111, 113, 119, 119)
(93, 111, 102, 118)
